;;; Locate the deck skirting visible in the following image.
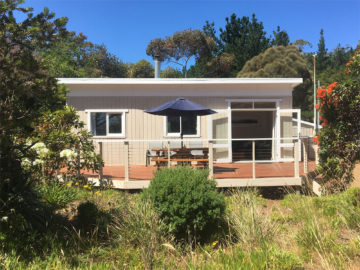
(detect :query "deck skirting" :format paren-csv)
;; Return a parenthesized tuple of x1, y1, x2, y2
(88, 177, 303, 190)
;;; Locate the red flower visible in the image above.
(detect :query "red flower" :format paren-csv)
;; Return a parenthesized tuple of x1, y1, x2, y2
(327, 82, 338, 95)
(313, 136, 320, 146)
(317, 87, 326, 99)
(315, 104, 319, 109)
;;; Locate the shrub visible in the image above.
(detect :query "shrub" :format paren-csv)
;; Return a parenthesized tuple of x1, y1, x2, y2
(316, 50, 360, 191)
(37, 181, 87, 210)
(74, 201, 112, 239)
(144, 167, 225, 242)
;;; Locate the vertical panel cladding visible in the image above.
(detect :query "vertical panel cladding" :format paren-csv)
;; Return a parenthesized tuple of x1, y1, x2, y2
(67, 94, 293, 165)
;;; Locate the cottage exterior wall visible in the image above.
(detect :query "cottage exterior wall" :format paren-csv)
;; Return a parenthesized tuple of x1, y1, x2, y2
(64, 79, 299, 165)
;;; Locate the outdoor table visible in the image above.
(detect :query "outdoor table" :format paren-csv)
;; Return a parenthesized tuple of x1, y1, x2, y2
(151, 147, 209, 169)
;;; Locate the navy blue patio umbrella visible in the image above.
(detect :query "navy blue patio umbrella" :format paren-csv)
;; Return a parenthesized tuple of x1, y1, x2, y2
(145, 98, 217, 147)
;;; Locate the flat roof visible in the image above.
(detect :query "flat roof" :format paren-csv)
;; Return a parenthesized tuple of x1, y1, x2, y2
(58, 78, 303, 87)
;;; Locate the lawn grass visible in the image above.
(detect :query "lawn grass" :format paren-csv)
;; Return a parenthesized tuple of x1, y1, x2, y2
(1, 184, 359, 270)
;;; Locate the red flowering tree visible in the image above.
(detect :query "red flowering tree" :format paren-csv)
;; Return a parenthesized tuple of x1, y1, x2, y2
(315, 50, 360, 191)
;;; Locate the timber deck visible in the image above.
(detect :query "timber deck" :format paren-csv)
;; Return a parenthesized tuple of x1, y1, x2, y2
(84, 161, 316, 189)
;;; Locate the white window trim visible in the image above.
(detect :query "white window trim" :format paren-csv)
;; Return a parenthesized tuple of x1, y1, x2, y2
(85, 109, 128, 138)
(225, 99, 281, 111)
(163, 115, 201, 138)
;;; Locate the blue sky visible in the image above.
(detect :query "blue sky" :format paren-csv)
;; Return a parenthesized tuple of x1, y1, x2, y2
(21, 0, 360, 66)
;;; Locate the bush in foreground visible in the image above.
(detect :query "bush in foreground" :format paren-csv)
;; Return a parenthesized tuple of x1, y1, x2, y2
(144, 167, 225, 243)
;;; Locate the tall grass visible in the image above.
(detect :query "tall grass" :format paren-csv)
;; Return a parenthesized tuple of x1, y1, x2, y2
(2, 185, 360, 269)
(226, 189, 279, 248)
(283, 188, 360, 269)
(111, 197, 170, 270)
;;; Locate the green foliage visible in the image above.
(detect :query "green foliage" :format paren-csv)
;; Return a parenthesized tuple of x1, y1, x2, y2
(292, 39, 312, 52)
(237, 45, 312, 116)
(315, 51, 360, 191)
(129, 59, 154, 78)
(30, 106, 103, 182)
(144, 167, 225, 242)
(313, 188, 360, 229)
(0, 0, 68, 248)
(226, 190, 278, 247)
(191, 244, 303, 270)
(190, 14, 293, 78)
(75, 201, 112, 237)
(219, 13, 271, 75)
(281, 189, 360, 268)
(146, 29, 215, 77)
(39, 31, 129, 78)
(189, 52, 235, 78)
(111, 198, 167, 270)
(1, 187, 360, 269)
(160, 66, 183, 78)
(317, 29, 328, 72)
(37, 181, 87, 210)
(271, 26, 290, 47)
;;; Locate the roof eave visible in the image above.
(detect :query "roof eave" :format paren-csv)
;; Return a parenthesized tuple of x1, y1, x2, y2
(57, 78, 303, 86)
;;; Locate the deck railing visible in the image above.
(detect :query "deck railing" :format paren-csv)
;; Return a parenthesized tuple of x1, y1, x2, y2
(90, 137, 316, 183)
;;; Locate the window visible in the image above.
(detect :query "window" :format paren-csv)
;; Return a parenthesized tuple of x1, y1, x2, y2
(166, 115, 199, 137)
(86, 109, 127, 137)
(229, 100, 278, 110)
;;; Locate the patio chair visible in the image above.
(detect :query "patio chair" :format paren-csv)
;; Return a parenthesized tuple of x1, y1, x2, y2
(189, 141, 204, 157)
(146, 141, 163, 166)
(169, 141, 182, 157)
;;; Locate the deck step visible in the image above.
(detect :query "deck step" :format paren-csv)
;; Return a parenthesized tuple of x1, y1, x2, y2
(312, 180, 322, 196)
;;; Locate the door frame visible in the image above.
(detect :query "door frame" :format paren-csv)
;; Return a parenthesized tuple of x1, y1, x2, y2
(276, 109, 301, 161)
(208, 99, 301, 163)
(226, 99, 281, 163)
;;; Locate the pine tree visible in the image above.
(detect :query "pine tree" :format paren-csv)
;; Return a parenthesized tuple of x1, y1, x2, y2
(317, 29, 328, 71)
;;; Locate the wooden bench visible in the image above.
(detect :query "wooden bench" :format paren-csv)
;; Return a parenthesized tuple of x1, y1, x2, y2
(151, 157, 209, 169)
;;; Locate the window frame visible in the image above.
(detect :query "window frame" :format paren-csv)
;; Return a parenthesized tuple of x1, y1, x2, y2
(85, 109, 128, 138)
(164, 115, 201, 138)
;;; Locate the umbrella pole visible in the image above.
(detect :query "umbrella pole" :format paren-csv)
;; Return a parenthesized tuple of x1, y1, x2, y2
(180, 116, 183, 148)
(181, 132, 184, 148)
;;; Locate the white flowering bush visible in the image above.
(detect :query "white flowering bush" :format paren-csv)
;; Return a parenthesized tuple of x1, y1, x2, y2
(30, 106, 103, 183)
(59, 149, 78, 160)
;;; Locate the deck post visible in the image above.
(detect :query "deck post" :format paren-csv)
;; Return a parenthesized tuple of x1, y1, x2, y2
(315, 144, 319, 166)
(76, 144, 81, 179)
(167, 141, 171, 168)
(124, 141, 129, 181)
(98, 141, 103, 179)
(302, 139, 308, 174)
(252, 140, 256, 179)
(294, 139, 299, 178)
(209, 140, 214, 179)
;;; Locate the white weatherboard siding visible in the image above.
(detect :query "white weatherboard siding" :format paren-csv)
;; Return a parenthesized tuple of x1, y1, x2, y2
(64, 78, 301, 166)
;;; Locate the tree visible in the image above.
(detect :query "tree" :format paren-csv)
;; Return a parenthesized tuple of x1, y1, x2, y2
(317, 29, 328, 71)
(315, 50, 360, 192)
(160, 67, 183, 78)
(39, 31, 100, 77)
(92, 44, 129, 78)
(129, 59, 154, 78)
(190, 13, 274, 77)
(293, 39, 312, 52)
(188, 53, 235, 78)
(146, 29, 215, 77)
(0, 0, 68, 235)
(219, 13, 271, 75)
(272, 26, 290, 46)
(237, 45, 313, 118)
(39, 32, 128, 78)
